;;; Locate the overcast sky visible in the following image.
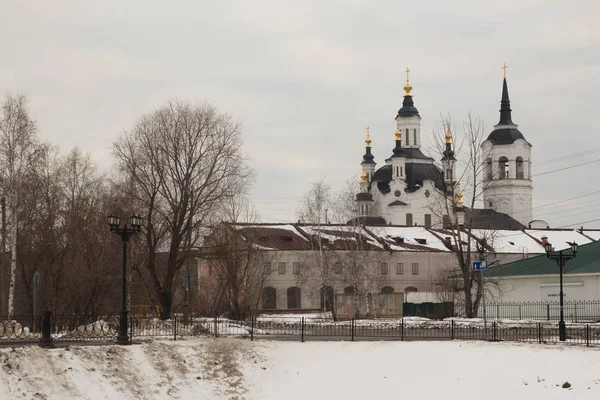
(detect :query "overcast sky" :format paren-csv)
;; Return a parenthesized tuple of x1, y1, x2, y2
(1, 1, 599, 228)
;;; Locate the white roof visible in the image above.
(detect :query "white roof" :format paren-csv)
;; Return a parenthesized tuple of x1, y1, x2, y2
(525, 229, 593, 251)
(469, 229, 545, 254)
(372, 226, 450, 252)
(581, 230, 600, 241)
(300, 225, 384, 249)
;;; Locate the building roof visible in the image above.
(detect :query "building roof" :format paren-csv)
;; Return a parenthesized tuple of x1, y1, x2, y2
(212, 223, 598, 255)
(485, 77, 530, 145)
(467, 208, 525, 230)
(485, 240, 600, 278)
(371, 162, 444, 191)
(396, 95, 420, 118)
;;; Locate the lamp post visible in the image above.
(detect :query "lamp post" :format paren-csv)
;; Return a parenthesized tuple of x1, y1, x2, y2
(544, 241, 578, 342)
(108, 214, 143, 345)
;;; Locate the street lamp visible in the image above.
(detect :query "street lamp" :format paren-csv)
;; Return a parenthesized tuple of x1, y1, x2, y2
(544, 241, 578, 342)
(108, 214, 144, 345)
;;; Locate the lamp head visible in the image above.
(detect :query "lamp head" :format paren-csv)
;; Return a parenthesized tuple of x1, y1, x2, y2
(570, 241, 578, 257)
(107, 215, 121, 231)
(130, 215, 144, 232)
(544, 242, 553, 256)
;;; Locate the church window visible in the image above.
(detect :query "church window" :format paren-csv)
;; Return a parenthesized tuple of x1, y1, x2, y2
(406, 213, 413, 226)
(516, 156, 524, 179)
(413, 129, 417, 145)
(498, 156, 509, 179)
(442, 215, 451, 228)
(405, 129, 409, 145)
(424, 190, 430, 198)
(424, 214, 432, 228)
(400, 167, 403, 176)
(394, 190, 401, 198)
(485, 158, 492, 180)
(488, 201, 493, 208)
(446, 169, 453, 180)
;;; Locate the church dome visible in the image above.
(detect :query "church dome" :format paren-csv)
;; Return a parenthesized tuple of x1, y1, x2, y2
(486, 127, 526, 145)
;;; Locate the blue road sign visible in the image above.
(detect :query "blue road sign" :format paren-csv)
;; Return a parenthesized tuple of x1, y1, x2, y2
(472, 261, 488, 271)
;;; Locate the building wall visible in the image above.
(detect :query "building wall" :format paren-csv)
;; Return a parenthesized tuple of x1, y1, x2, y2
(373, 179, 445, 228)
(493, 274, 600, 302)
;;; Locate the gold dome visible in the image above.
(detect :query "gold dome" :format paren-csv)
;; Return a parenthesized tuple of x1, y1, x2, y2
(395, 126, 402, 141)
(445, 124, 453, 144)
(360, 166, 367, 183)
(403, 80, 413, 97)
(365, 126, 372, 148)
(455, 183, 463, 206)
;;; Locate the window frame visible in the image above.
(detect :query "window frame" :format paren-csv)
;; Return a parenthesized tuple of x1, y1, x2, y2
(411, 263, 419, 275)
(381, 262, 389, 275)
(293, 262, 300, 274)
(264, 262, 272, 274)
(396, 262, 404, 275)
(278, 262, 286, 274)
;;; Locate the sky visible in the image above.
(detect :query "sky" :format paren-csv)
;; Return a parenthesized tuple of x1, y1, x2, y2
(1, 0, 599, 228)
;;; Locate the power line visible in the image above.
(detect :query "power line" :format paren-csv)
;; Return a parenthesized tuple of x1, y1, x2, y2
(535, 147, 600, 166)
(534, 159, 600, 177)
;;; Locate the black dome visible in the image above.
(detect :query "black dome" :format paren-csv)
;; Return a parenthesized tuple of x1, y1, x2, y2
(486, 128, 526, 145)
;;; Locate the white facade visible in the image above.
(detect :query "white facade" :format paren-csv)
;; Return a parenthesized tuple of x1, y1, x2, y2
(494, 274, 600, 303)
(481, 135, 533, 226)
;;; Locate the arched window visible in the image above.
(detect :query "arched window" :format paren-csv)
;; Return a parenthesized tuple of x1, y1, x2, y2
(320, 286, 334, 311)
(404, 286, 418, 292)
(516, 156, 524, 179)
(262, 287, 277, 310)
(485, 158, 492, 180)
(498, 156, 509, 179)
(381, 286, 395, 294)
(287, 287, 302, 309)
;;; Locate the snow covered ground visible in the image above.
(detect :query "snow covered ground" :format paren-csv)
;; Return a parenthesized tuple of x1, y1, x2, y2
(1, 338, 599, 400)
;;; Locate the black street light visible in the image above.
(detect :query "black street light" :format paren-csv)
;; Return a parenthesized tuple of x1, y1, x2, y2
(544, 241, 579, 342)
(108, 214, 144, 345)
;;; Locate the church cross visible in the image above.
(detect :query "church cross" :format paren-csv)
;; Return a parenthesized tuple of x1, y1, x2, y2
(405, 67, 411, 82)
(502, 63, 508, 78)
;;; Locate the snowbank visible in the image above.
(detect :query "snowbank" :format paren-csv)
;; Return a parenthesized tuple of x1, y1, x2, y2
(1, 338, 599, 399)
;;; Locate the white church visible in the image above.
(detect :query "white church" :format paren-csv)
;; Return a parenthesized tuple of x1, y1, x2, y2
(355, 69, 533, 230)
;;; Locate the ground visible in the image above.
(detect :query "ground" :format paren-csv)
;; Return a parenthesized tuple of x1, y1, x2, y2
(0, 338, 599, 399)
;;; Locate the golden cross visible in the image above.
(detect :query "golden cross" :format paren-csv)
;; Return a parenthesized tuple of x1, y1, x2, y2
(502, 63, 508, 78)
(366, 125, 370, 135)
(405, 67, 411, 82)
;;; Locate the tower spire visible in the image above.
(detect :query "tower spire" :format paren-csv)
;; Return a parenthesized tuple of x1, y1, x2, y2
(392, 125, 405, 157)
(362, 125, 375, 165)
(498, 64, 514, 125)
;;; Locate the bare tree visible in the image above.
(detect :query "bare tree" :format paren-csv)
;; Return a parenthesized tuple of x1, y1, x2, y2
(112, 100, 252, 319)
(429, 113, 498, 318)
(0, 95, 39, 317)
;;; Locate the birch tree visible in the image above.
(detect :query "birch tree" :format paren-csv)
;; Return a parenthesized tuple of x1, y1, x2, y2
(0, 95, 39, 317)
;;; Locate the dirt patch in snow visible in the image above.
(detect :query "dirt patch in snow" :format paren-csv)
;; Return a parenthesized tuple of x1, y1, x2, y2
(193, 338, 264, 400)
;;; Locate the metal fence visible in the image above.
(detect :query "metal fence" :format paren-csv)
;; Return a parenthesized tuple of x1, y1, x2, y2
(3, 312, 600, 348)
(478, 301, 600, 322)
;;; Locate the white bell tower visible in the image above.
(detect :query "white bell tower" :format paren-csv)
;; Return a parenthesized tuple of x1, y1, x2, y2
(481, 68, 533, 227)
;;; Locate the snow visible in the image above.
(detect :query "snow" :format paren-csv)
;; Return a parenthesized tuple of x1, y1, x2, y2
(1, 338, 600, 399)
(526, 229, 593, 251)
(374, 226, 451, 251)
(581, 229, 600, 241)
(470, 229, 545, 254)
(300, 225, 384, 249)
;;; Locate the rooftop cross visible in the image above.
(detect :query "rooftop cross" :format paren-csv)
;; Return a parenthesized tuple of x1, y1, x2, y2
(502, 63, 508, 79)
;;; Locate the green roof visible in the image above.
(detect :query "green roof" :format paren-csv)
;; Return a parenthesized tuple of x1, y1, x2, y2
(485, 240, 600, 278)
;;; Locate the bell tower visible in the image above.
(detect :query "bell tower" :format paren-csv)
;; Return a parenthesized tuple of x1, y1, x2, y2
(481, 65, 533, 226)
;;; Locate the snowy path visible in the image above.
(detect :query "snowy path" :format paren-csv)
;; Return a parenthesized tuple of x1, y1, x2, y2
(0, 338, 599, 399)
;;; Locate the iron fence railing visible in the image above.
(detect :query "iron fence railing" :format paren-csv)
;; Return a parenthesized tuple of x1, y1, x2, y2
(478, 301, 600, 322)
(3, 312, 600, 348)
